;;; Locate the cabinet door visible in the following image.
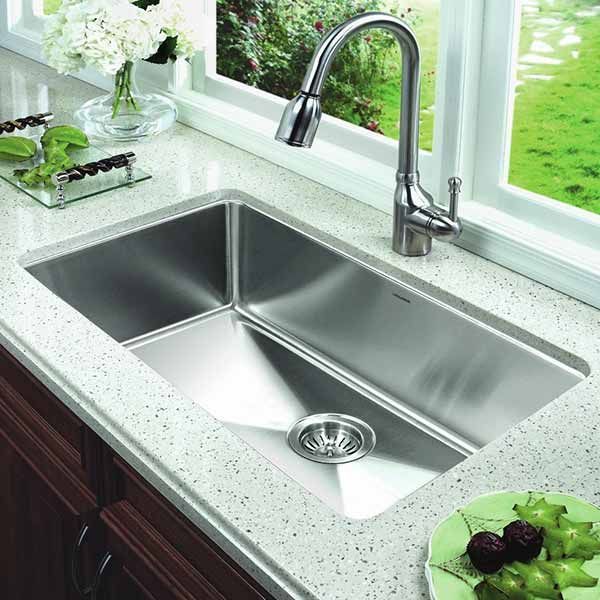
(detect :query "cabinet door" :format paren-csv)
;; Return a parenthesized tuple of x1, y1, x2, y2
(100, 562, 160, 600)
(92, 501, 223, 600)
(102, 454, 274, 600)
(0, 428, 98, 599)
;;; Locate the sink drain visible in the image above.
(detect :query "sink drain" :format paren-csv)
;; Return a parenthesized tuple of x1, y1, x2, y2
(287, 413, 376, 464)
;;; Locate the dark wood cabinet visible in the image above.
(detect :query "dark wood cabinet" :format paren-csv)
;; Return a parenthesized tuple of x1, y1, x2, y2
(0, 345, 274, 600)
(0, 416, 98, 600)
(103, 563, 160, 600)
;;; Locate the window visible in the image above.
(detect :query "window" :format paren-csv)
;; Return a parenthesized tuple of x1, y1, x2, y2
(2, 0, 600, 307)
(509, 0, 600, 216)
(43, 0, 60, 15)
(216, 0, 440, 151)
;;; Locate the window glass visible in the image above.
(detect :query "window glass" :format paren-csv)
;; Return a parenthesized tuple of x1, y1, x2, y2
(43, 0, 60, 15)
(216, 0, 440, 151)
(509, 0, 600, 214)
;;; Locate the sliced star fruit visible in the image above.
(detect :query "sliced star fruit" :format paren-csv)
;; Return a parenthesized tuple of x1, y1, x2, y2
(487, 569, 531, 600)
(544, 516, 600, 559)
(539, 558, 599, 589)
(0, 136, 37, 162)
(514, 498, 566, 530)
(543, 536, 566, 561)
(475, 581, 510, 600)
(41, 125, 89, 150)
(511, 562, 563, 600)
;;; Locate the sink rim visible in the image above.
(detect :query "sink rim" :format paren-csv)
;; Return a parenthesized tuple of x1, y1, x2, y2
(17, 189, 591, 523)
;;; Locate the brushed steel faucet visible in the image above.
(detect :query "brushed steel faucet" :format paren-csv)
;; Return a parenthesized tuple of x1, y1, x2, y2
(275, 12, 463, 256)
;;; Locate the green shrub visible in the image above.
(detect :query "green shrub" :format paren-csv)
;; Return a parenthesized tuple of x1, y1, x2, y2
(216, 0, 416, 131)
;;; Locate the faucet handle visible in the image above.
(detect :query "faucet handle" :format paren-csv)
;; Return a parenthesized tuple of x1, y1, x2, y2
(448, 177, 462, 222)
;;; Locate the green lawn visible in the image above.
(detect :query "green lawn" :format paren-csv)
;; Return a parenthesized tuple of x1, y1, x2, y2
(509, 0, 600, 214)
(371, 0, 439, 151)
(351, 0, 600, 215)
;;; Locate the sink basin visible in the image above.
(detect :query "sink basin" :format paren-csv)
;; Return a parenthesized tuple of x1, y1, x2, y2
(26, 197, 585, 519)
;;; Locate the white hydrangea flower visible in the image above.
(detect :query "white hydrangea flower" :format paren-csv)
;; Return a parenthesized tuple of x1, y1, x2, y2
(43, 0, 166, 76)
(149, 0, 206, 59)
(42, 0, 86, 74)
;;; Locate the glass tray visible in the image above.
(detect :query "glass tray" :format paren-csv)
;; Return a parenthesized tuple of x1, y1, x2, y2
(0, 143, 151, 208)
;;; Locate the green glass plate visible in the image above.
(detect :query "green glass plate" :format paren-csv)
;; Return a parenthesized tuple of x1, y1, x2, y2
(0, 143, 151, 208)
(426, 491, 600, 600)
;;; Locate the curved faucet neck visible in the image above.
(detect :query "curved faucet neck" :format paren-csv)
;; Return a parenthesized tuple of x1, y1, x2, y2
(299, 12, 422, 177)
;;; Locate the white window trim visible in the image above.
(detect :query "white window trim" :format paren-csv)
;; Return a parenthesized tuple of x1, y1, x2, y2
(2, 0, 600, 309)
(469, 0, 600, 307)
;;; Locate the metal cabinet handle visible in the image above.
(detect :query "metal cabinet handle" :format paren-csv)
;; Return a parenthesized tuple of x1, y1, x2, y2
(71, 523, 94, 597)
(91, 552, 113, 600)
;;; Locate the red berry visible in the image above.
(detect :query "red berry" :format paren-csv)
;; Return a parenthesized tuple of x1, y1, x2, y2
(314, 20, 324, 33)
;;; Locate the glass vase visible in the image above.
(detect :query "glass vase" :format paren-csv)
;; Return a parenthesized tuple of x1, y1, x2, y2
(74, 62, 177, 142)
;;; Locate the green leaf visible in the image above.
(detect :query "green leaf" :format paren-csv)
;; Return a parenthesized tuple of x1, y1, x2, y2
(539, 558, 599, 589)
(514, 499, 567, 530)
(145, 36, 178, 65)
(41, 125, 89, 150)
(132, 0, 160, 9)
(0, 136, 37, 162)
(511, 562, 563, 600)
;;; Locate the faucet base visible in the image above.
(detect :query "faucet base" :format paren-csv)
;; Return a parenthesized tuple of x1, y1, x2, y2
(392, 221, 432, 256)
(392, 181, 434, 257)
(392, 178, 463, 256)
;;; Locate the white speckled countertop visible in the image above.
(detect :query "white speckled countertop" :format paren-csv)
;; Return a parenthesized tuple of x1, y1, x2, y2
(1, 49, 600, 600)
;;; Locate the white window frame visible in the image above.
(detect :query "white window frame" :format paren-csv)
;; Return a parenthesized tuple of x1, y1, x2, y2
(1, 0, 44, 59)
(2, 0, 600, 308)
(468, 0, 600, 307)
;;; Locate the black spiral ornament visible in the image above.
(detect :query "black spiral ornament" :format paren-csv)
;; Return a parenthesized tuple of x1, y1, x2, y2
(0, 112, 54, 134)
(52, 152, 137, 209)
(53, 152, 137, 184)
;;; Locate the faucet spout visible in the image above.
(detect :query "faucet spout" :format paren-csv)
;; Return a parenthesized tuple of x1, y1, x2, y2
(276, 12, 462, 257)
(276, 12, 421, 177)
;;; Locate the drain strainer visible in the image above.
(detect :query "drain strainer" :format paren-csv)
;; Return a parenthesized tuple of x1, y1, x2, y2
(287, 413, 376, 464)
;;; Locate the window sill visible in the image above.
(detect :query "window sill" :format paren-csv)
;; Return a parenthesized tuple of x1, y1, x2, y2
(165, 87, 600, 310)
(460, 203, 600, 309)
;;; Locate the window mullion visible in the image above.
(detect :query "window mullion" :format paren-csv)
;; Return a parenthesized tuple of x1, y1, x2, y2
(434, 0, 484, 206)
(472, 0, 520, 210)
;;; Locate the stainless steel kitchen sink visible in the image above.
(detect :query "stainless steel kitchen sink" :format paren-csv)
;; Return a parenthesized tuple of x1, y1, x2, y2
(26, 198, 585, 519)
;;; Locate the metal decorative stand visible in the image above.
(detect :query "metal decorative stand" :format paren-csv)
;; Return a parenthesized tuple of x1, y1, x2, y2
(0, 112, 54, 134)
(51, 152, 137, 209)
(0, 111, 151, 208)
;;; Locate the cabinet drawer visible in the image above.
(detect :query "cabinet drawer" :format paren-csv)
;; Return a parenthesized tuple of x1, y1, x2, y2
(0, 344, 100, 495)
(106, 455, 274, 600)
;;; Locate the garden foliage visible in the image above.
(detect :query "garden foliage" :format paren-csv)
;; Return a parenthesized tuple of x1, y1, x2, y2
(216, 0, 417, 132)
